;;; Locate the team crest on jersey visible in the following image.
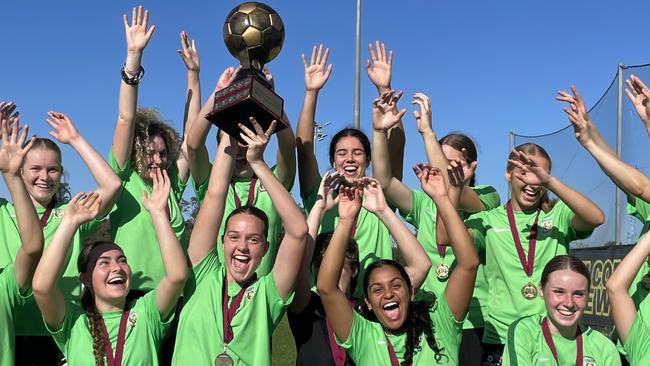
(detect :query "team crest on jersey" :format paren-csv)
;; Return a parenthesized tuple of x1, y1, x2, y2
(128, 311, 137, 327)
(583, 356, 596, 366)
(259, 182, 266, 192)
(245, 286, 255, 301)
(53, 208, 63, 220)
(540, 218, 553, 233)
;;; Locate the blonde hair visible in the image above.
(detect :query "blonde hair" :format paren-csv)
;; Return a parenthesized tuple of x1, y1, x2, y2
(131, 108, 182, 178)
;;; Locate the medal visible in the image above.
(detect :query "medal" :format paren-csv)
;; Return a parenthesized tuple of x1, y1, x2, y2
(435, 263, 450, 280)
(506, 201, 541, 299)
(215, 352, 234, 366)
(521, 282, 538, 300)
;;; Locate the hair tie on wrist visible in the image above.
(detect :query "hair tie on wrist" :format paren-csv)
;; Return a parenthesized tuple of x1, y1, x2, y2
(121, 65, 145, 86)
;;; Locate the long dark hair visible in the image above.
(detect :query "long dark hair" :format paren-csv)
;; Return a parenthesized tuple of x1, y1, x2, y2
(506, 143, 556, 212)
(328, 128, 371, 166)
(363, 260, 446, 365)
(77, 241, 124, 366)
(439, 133, 478, 187)
(223, 205, 269, 240)
(541, 255, 591, 289)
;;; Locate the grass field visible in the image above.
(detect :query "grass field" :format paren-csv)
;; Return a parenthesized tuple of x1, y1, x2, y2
(272, 314, 297, 365)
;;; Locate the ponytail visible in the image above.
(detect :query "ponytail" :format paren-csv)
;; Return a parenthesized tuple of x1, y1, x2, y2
(81, 285, 105, 366)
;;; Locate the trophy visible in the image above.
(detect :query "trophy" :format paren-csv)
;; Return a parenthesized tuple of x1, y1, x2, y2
(207, 2, 287, 142)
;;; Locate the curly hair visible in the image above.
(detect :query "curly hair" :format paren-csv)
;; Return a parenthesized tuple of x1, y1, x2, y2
(131, 108, 183, 179)
(363, 260, 446, 364)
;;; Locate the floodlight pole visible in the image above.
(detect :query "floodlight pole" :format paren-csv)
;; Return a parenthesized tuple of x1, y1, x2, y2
(353, 0, 361, 129)
(615, 64, 624, 246)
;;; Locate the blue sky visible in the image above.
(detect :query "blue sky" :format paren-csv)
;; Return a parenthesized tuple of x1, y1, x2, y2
(2, 1, 650, 234)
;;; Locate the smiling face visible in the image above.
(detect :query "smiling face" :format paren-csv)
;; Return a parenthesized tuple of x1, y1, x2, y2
(21, 146, 62, 207)
(540, 269, 588, 335)
(88, 249, 131, 308)
(505, 154, 551, 212)
(364, 265, 414, 333)
(222, 212, 269, 285)
(143, 135, 168, 178)
(332, 136, 368, 183)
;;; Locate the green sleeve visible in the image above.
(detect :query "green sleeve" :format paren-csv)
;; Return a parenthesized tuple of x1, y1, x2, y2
(553, 200, 594, 241)
(627, 194, 650, 221)
(46, 302, 84, 354)
(502, 316, 535, 366)
(429, 295, 463, 360)
(473, 185, 501, 210)
(465, 211, 488, 253)
(192, 176, 209, 203)
(108, 148, 133, 181)
(335, 310, 373, 359)
(135, 290, 174, 342)
(1, 265, 30, 307)
(301, 185, 318, 212)
(399, 189, 431, 228)
(191, 249, 222, 286)
(167, 164, 188, 202)
(624, 307, 650, 365)
(261, 273, 294, 326)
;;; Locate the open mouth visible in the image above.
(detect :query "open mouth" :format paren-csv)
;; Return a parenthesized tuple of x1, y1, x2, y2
(342, 166, 358, 177)
(522, 186, 540, 200)
(382, 301, 401, 321)
(107, 277, 125, 286)
(232, 254, 251, 272)
(557, 308, 576, 318)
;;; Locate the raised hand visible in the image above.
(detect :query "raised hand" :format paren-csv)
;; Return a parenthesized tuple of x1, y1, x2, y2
(372, 89, 406, 132)
(337, 185, 361, 221)
(46, 111, 80, 145)
(0, 102, 18, 120)
(123, 6, 155, 53)
(63, 192, 102, 226)
(302, 44, 332, 91)
(0, 114, 34, 176)
(142, 168, 171, 214)
(178, 31, 199, 72)
(314, 171, 341, 212)
(239, 118, 276, 163)
(413, 163, 448, 200)
(412, 92, 433, 134)
(262, 68, 275, 90)
(625, 75, 650, 125)
(365, 40, 393, 93)
(556, 86, 596, 146)
(508, 149, 552, 187)
(216, 66, 242, 91)
(359, 177, 388, 214)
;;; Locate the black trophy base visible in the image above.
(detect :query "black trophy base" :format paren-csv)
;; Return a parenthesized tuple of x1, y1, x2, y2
(206, 75, 286, 144)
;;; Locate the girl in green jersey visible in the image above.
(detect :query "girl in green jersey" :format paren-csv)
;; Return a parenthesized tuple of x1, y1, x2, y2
(32, 168, 187, 366)
(318, 165, 478, 365)
(0, 111, 44, 365)
(608, 233, 650, 365)
(503, 255, 620, 365)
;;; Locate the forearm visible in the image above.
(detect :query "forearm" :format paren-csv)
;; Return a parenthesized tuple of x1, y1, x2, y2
(316, 218, 353, 294)
(436, 195, 477, 270)
(421, 130, 449, 176)
(372, 129, 393, 187)
(3, 174, 42, 257)
(387, 121, 405, 181)
(32, 220, 78, 294)
(150, 211, 187, 284)
(375, 208, 430, 286)
(585, 140, 650, 199)
(275, 126, 297, 187)
(608, 234, 650, 295)
(183, 70, 201, 137)
(187, 91, 217, 185)
(458, 185, 485, 213)
(296, 90, 318, 147)
(546, 176, 604, 229)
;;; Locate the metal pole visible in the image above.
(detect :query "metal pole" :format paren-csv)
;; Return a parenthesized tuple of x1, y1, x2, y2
(353, 0, 361, 129)
(615, 64, 624, 246)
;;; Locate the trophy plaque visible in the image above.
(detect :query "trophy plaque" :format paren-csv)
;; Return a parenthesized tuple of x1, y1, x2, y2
(207, 2, 287, 143)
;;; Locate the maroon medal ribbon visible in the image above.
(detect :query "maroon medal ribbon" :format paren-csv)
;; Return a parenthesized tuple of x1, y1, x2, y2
(232, 177, 257, 208)
(435, 212, 446, 259)
(221, 274, 256, 344)
(325, 319, 347, 366)
(541, 317, 583, 366)
(385, 335, 410, 366)
(38, 199, 56, 228)
(349, 215, 359, 239)
(99, 308, 129, 366)
(505, 200, 541, 277)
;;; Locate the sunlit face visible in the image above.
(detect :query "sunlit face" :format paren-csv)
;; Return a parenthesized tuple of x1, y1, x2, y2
(234, 141, 253, 178)
(222, 213, 268, 285)
(21, 147, 62, 207)
(89, 249, 131, 305)
(332, 136, 367, 183)
(144, 135, 168, 177)
(505, 154, 550, 211)
(364, 265, 413, 333)
(540, 269, 588, 333)
(442, 144, 473, 180)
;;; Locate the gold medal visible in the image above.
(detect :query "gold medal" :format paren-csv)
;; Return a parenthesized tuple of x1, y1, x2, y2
(435, 263, 450, 280)
(642, 273, 650, 290)
(215, 352, 233, 366)
(521, 282, 538, 300)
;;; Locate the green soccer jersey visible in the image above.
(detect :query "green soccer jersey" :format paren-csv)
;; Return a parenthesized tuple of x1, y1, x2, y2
(303, 187, 393, 299)
(0, 199, 98, 336)
(465, 200, 593, 344)
(193, 165, 290, 276)
(401, 185, 500, 329)
(336, 294, 462, 365)
(47, 290, 171, 365)
(0, 265, 30, 366)
(503, 314, 621, 366)
(108, 150, 188, 291)
(623, 294, 650, 366)
(172, 249, 293, 365)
